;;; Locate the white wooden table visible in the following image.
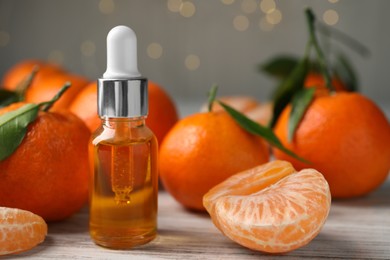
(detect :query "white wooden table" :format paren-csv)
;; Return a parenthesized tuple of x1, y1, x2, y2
(6, 177, 390, 259)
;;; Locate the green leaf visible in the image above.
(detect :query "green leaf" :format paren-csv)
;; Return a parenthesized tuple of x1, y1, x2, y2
(0, 67, 38, 108)
(0, 82, 71, 161)
(260, 56, 299, 79)
(317, 22, 370, 58)
(207, 84, 218, 112)
(334, 53, 358, 92)
(288, 88, 315, 142)
(218, 101, 310, 164)
(0, 104, 39, 161)
(269, 56, 309, 128)
(0, 89, 20, 108)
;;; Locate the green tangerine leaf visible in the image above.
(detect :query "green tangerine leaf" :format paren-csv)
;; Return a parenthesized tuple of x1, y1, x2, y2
(334, 53, 358, 92)
(218, 101, 310, 164)
(0, 103, 39, 161)
(317, 22, 370, 58)
(288, 88, 315, 142)
(269, 56, 309, 128)
(0, 89, 20, 108)
(260, 56, 299, 79)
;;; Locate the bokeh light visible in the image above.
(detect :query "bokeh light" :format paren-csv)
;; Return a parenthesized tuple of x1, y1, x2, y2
(98, 0, 115, 14)
(167, 0, 182, 12)
(185, 54, 200, 71)
(180, 1, 196, 18)
(260, 0, 276, 14)
(147, 43, 163, 59)
(221, 0, 235, 5)
(80, 40, 96, 57)
(266, 9, 282, 25)
(323, 9, 339, 25)
(233, 15, 250, 31)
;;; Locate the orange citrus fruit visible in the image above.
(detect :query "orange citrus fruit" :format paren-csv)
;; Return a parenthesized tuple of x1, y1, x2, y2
(0, 207, 47, 256)
(273, 92, 390, 198)
(304, 72, 346, 97)
(159, 111, 270, 211)
(201, 96, 272, 126)
(1, 60, 62, 90)
(147, 81, 179, 144)
(0, 102, 90, 221)
(1, 60, 89, 111)
(203, 160, 331, 253)
(69, 81, 99, 132)
(25, 72, 89, 111)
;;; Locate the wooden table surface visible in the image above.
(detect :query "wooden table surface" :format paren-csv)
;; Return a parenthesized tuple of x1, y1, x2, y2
(6, 178, 390, 259)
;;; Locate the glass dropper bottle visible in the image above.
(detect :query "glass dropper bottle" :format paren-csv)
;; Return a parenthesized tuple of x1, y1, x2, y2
(89, 25, 158, 249)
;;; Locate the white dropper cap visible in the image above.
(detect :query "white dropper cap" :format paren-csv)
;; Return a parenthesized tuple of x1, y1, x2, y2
(98, 25, 148, 118)
(103, 25, 141, 79)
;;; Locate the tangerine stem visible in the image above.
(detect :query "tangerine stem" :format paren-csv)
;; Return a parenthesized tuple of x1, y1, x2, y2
(15, 66, 39, 99)
(305, 8, 335, 92)
(39, 82, 71, 112)
(207, 85, 218, 112)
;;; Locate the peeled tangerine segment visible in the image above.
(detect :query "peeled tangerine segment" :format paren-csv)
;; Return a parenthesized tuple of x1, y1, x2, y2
(203, 160, 331, 253)
(0, 207, 47, 256)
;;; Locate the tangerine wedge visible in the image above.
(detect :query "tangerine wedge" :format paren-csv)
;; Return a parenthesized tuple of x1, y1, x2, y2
(0, 207, 47, 256)
(203, 160, 331, 253)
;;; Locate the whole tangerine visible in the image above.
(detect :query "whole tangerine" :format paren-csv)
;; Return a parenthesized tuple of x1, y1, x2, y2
(0, 102, 90, 221)
(159, 111, 270, 211)
(1, 60, 62, 90)
(25, 72, 89, 111)
(69, 82, 99, 132)
(273, 92, 390, 198)
(147, 81, 179, 144)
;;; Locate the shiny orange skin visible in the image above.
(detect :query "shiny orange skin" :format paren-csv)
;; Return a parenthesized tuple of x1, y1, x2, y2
(69, 82, 99, 132)
(1, 60, 89, 111)
(201, 96, 260, 113)
(304, 72, 346, 97)
(201, 96, 272, 126)
(273, 92, 390, 198)
(1, 60, 62, 90)
(159, 111, 270, 211)
(0, 103, 90, 221)
(147, 81, 179, 144)
(25, 72, 89, 111)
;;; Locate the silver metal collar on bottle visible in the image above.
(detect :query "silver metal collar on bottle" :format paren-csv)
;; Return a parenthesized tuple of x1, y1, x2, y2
(98, 78, 148, 118)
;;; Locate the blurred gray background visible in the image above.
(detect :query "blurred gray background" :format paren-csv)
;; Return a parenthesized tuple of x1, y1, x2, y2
(0, 0, 389, 115)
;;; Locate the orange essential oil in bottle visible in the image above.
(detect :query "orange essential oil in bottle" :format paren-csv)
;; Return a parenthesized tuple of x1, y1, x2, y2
(89, 25, 158, 249)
